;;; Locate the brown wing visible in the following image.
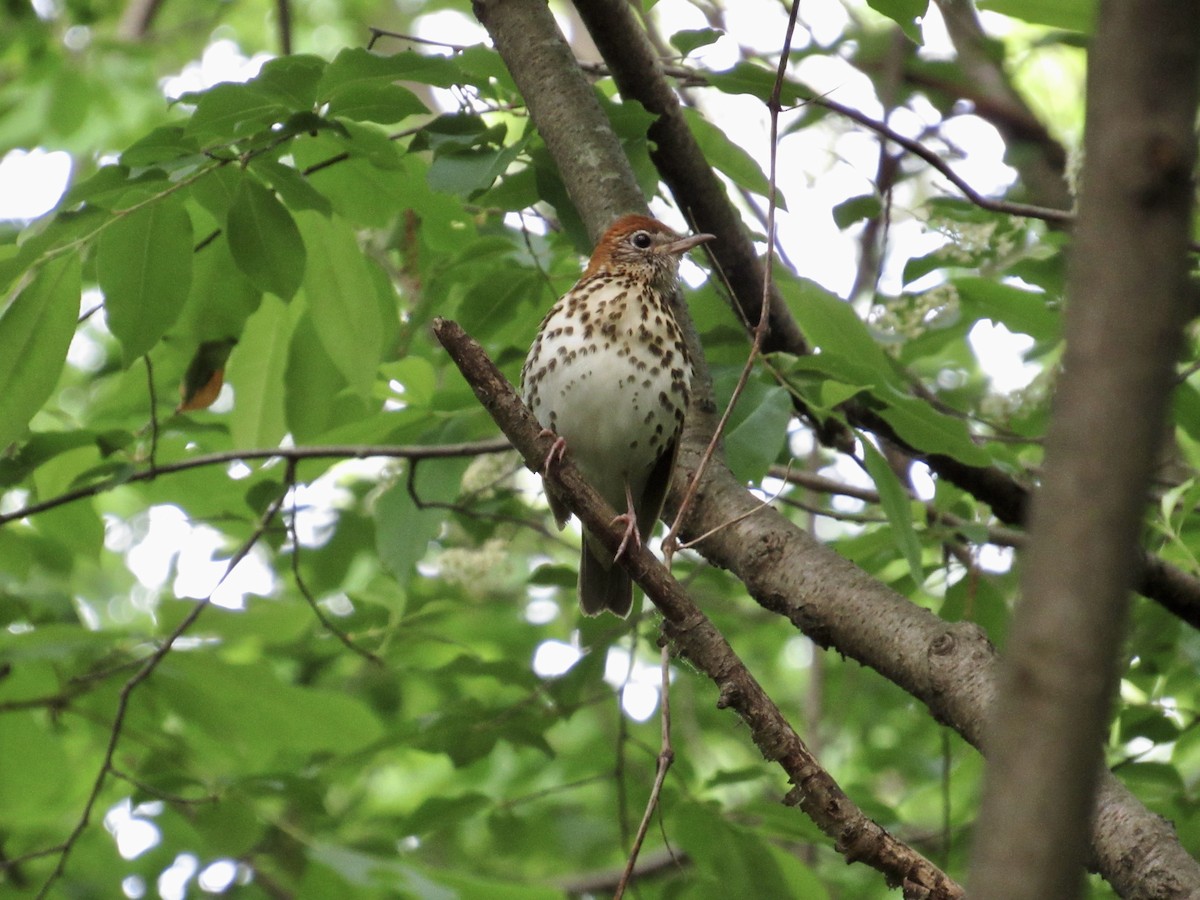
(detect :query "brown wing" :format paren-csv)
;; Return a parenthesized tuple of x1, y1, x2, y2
(635, 436, 680, 540)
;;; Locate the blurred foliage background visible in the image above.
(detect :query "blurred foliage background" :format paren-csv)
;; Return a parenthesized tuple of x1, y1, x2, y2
(0, 0, 1195, 897)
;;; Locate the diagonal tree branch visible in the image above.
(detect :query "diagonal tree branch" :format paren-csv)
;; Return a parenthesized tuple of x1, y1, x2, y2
(433, 315, 963, 899)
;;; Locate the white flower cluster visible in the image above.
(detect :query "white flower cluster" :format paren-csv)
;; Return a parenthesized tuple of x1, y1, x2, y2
(930, 217, 1019, 264)
(434, 538, 510, 593)
(870, 282, 962, 342)
(459, 450, 520, 499)
(980, 363, 1055, 422)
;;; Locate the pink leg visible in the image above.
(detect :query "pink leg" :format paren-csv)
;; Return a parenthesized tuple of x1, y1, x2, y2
(537, 429, 567, 473)
(612, 481, 642, 561)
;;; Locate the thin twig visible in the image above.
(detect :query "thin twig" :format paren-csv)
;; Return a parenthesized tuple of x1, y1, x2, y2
(0, 439, 511, 527)
(615, 643, 676, 898)
(809, 95, 1073, 226)
(575, 55, 1082, 232)
(770, 465, 1026, 548)
(33, 480, 292, 898)
(285, 460, 384, 665)
(367, 27, 472, 53)
(404, 455, 570, 543)
(276, 0, 292, 55)
(663, 0, 800, 558)
(143, 355, 159, 469)
(677, 464, 796, 550)
(109, 767, 219, 807)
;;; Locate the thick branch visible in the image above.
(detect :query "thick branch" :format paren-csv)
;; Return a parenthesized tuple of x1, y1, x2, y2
(472, 0, 644, 241)
(432, 316, 962, 899)
(969, 3, 1200, 896)
(668, 406, 1200, 898)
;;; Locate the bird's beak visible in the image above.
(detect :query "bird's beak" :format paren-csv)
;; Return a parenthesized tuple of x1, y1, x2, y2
(662, 232, 716, 256)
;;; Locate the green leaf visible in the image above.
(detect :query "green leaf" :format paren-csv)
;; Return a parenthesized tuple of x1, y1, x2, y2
(1120, 705, 1181, 745)
(860, 437, 925, 585)
(381, 356, 438, 409)
(248, 157, 333, 216)
(294, 135, 420, 227)
(120, 125, 202, 168)
(954, 276, 1060, 342)
(714, 373, 793, 482)
(157, 653, 384, 762)
(941, 570, 1010, 645)
(189, 164, 244, 220)
(597, 93, 657, 142)
(683, 108, 782, 207)
(0, 255, 80, 450)
(339, 120, 406, 170)
(706, 62, 805, 105)
(875, 388, 991, 466)
(0, 430, 97, 488)
(427, 131, 526, 198)
(224, 295, 293, 447)
(175, 232, 262, 343)
(97, 195, 193, 362)
(669, 800, 801, 896)
(1174, 380, 1200, 444)
(318, 47, 462, 98)
(0, 712, 74, 822)
(47, 63, 89, 139)
(832, 194, 883, 229)
(977, 0, 1094, 32)
(158, 596, 312, 646)
(456, 45, 516, 92)
(479, 166, 539, 212)
(819, 379, 868, 412)
(294, 210, 384, 397)
(252, 53, 327, 108)
(455, 266, 537, 343)
(226, 178, 306, 301)
(285, 309, 352, 441)
(326, 83, 428, 125)
(183, 81, 288, 139)
(670, 28, 724, 57)
(779, 276, 903, 389)
(375, 475, 442, 580)
(866, 0, 928, 44)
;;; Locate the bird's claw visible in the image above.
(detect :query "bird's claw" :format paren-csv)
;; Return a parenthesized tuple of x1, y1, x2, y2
(612, 480, 642, 562)
(538, 430, 567, 473)
(612, 513, 642, 562)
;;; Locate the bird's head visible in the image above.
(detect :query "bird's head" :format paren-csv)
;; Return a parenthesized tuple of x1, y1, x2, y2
(583, 215, 715, 289)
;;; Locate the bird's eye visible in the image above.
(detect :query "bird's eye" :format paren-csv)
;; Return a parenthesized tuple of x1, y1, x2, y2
(630, 231, 653, 250)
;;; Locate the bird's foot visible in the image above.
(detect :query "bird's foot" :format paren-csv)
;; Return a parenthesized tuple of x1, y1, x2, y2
(611, 512, 642, 562)
(538, 430, 567, 473)
(612, 480, 642, 562)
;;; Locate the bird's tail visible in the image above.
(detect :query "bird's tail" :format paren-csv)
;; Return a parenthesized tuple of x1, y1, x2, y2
(579, 537, 633, 617)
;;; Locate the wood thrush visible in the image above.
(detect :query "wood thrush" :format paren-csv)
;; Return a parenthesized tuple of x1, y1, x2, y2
(521, 215, 715, 617)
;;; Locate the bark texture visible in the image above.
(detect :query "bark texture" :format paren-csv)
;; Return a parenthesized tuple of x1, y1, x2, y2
(969, 1, 1200, 896)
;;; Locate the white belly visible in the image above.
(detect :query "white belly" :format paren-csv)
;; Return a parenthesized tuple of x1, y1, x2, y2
(522, 280, 690, 511)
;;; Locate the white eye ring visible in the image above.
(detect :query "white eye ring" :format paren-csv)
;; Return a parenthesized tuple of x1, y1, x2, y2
(631, 231, 653, 249)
